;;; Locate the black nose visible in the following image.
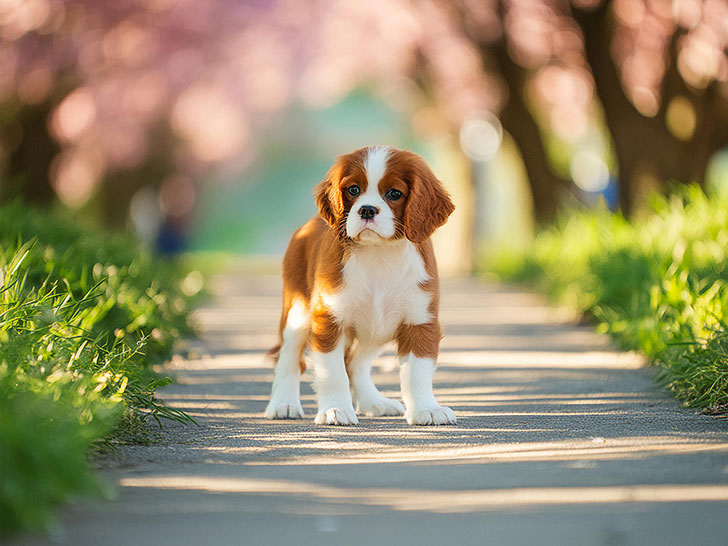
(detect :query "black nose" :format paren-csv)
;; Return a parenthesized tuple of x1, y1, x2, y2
(359, 205, 379, 220)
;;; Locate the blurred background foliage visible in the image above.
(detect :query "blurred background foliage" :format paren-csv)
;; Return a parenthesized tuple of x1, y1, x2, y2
(1, 0, 728, 536)
(1, 0, 727, 262)
(493, 185, 728, 411)
(0, 203, 201, 534)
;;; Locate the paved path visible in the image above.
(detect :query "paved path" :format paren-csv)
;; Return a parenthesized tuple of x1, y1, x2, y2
(20, 272, 728, 546)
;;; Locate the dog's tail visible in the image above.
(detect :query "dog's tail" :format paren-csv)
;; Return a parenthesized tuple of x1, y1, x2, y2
(266, 343, 306, 373)
(266, 343, 281, 365)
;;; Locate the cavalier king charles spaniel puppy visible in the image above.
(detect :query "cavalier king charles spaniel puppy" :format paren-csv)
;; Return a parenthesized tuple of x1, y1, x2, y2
(264, 146, 456, 426)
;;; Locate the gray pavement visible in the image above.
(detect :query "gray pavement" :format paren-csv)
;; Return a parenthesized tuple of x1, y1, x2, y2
(17, 272, 728, 546)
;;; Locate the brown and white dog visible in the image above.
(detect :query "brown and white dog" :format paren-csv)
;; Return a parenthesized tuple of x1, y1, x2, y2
(264, 146, 456, 425)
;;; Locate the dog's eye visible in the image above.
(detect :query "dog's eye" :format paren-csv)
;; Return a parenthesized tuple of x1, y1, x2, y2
(347, 185, 361, 197)
(385, 188, 403, 201)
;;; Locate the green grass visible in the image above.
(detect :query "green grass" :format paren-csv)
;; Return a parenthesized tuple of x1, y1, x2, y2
(491, 185, 728, 412)
(0, 202, 203, 534)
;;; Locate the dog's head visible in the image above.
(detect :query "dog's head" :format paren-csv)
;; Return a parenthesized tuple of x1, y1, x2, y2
(314, 146, 454, 244)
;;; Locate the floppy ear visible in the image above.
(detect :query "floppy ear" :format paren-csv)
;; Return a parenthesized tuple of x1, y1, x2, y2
(403, 155, 455, 243)
(314, 161, 345, 234)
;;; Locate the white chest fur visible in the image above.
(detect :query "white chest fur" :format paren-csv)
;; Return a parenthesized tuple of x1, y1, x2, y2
(323, 240, 432, 345)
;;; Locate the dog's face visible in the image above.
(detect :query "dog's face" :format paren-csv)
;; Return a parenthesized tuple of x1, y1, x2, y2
(314, 146, 455, 244)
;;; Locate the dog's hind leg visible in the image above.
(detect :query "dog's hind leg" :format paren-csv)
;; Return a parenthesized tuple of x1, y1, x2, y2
(265, 298, 308, 419)
(348, 343, 405, 417)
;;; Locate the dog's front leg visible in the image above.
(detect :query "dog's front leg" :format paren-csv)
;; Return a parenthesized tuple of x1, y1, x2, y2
(312, 340, 358, 425)
(397, 323, 456, 426)
(311, 309, 358, 425)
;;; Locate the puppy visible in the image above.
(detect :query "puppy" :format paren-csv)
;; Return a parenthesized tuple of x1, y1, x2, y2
(264, 146, 456, 425)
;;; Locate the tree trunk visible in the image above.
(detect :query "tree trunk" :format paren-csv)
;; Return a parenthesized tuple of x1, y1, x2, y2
(1, 99, 59, 205)
(489, 39, 576, 223)
(450, 0, 579, 223)
(572, 1, 728, 214)
(499, 89, 570, 222)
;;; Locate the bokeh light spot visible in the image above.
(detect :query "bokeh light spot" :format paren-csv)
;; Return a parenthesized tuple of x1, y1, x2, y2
(666, 96, 697, 141)
(459, 115, 503, 162)
(50, 88, 96, 143)
(570, 149, 610, 193)
(613, 0, 646, 27)
(50, 149, 103, 207)
(171, 84, 248, 163)
(0, 0, 51, 40)
(631, 87, 659, 117)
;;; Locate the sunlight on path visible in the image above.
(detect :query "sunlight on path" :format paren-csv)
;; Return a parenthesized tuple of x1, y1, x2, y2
(17, 271, 728, 546)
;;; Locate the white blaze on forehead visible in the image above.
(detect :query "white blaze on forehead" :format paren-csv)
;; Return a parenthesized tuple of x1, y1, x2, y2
(363, 146, 391, 187)
(345, 145, 396, 240)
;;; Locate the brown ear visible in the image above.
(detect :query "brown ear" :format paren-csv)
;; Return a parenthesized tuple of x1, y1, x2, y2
(403, 155, 455, 243)
(314, 161, 345, 234)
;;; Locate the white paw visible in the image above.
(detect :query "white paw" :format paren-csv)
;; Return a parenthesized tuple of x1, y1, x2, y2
(355, 394, 405, 417)
(406, 405, 456, 426)
(264, 401, 305, 420)
(314, 406, 359, 425)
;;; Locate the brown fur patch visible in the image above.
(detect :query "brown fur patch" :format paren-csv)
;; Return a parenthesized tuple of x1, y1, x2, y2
(396, 322, 442, 359)
(310, 303, 341, 353)
(387, 149, 455, 244)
